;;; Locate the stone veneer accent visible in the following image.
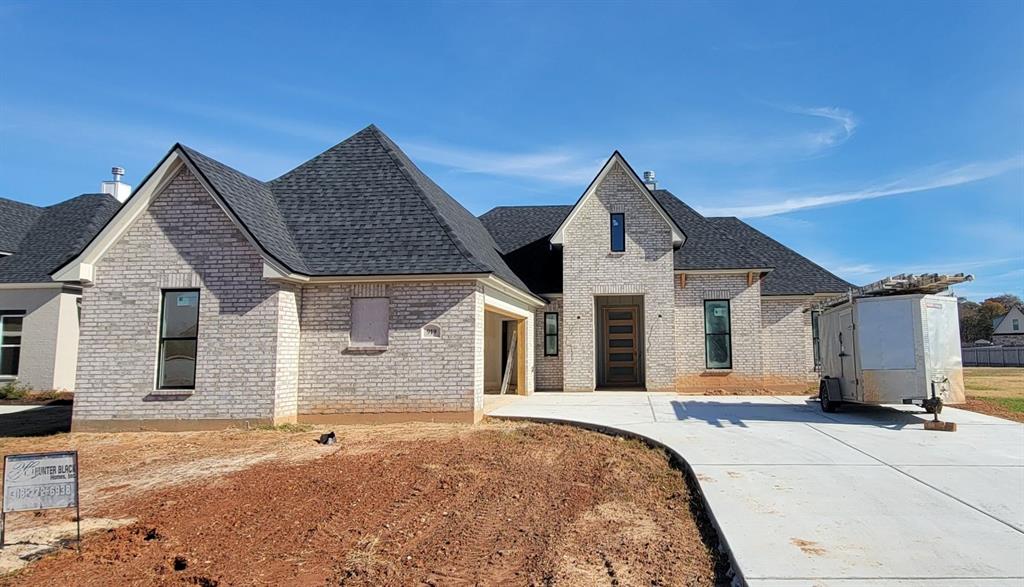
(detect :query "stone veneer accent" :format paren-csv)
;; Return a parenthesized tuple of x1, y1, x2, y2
(73, 167, 294, 427)
(561, 162, 676, 391)
(296, 281, 483, 417)
(534, 297, 563, 391)
(992, 334, 1024, 346)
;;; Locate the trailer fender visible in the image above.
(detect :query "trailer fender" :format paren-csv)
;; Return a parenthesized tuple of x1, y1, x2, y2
(820, 377, 843, 402)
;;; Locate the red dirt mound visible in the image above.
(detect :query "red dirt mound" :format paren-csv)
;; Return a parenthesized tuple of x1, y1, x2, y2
(3, 424, 727, 586)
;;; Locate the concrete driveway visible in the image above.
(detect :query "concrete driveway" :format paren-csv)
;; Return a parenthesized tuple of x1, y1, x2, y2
(485, 393, 1024, 585)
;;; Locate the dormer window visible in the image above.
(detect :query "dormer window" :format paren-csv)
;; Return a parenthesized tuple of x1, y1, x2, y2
(610, 213, 625, 252)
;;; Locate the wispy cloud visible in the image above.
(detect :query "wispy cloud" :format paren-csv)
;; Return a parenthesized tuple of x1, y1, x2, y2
(792, 106, 857, 150)
(647, 104, 858, 164)
(2, 105, 299, 179)
(403, 142, 601, 184)
(702, 156, 1023, 218)
(132, 97, 346, 145)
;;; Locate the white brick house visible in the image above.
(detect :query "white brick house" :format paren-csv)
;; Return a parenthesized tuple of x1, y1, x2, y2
(55, 126, 851, 431)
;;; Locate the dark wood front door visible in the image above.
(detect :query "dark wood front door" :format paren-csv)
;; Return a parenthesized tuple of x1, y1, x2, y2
(602, 306, 640, 387)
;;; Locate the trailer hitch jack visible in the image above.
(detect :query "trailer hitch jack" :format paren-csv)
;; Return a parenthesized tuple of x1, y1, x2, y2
(923, 381, 956, 432)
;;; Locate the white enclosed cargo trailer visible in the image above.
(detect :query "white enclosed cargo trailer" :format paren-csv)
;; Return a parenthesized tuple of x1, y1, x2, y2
(817, 293, 965, 413)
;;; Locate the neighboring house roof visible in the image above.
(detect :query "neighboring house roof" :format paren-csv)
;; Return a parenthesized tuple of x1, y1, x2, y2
(0, 194, 121, 283)
(480, 192, 853, 296)
(708, 217, 853, 295)
(55, 125, 532, 296)
(0, 197, 45, 254)
(993, 306, 1024, 334)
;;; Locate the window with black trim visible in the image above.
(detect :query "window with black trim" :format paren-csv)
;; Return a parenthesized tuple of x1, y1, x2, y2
(704, 299, 731, 369)
(0, 312, 24, 377)
(544, 312, 559, 356)
(610, 213, 625, 252)
(157, 290, 200, 390)
(811, 310, 822, 368)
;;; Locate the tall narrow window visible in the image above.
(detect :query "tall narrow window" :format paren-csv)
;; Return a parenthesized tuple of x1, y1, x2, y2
(157, 290, 200, 390)
(0, 312, 24, 377)
(351, 298, 389, 347)
(544, 312, 559, 356)
(811, 311, 822, 368)
(1014, 318, 1020, 331)
(704, 300, 732, 369)
(610, 213, 625, 252)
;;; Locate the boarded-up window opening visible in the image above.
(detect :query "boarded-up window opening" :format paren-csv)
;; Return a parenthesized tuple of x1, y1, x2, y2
(352, 298, 389, 347)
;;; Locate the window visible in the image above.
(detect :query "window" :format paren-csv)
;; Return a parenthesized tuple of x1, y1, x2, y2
(351, 298, 389, 347)
(157, 290, 200, 390)
(544, 312, 559, 356)
(1014, 318, 1020, 331)
(610, 213, 625, 252)
(704, 300, 731, 369)
(811, 311, 822, 368)
(0, 312, 24, 377)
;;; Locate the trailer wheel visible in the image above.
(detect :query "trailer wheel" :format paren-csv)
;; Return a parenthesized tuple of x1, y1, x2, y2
(819, 381, 840, 413)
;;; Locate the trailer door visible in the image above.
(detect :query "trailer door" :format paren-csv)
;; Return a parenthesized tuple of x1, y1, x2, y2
(837, 309, 858, 400)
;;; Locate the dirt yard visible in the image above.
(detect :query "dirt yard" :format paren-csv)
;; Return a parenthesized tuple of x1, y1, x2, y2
(0, 421, 727, 586)
(962, 367, 1024, 422)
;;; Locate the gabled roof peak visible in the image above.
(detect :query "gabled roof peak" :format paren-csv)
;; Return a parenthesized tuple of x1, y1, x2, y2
(549, 150, 685, 247)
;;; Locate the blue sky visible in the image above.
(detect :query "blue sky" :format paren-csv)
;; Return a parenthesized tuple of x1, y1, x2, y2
(1, 1, 1021, 300)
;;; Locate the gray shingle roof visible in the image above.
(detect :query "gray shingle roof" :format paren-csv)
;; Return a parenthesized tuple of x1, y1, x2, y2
(180, 146, 311, 274)
(0, 197, 44, 254)
(0, 194, 121, 283)
(479, 205, 572, 254)
(652, 190, 771, 271)
(135, 126, 532, 294)
(707, 217, 852, 295)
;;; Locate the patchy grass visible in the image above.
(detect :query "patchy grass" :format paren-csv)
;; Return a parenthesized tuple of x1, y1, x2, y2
(962, 368, 1024, 422)
(0, 380, 30, 400)
(964, 367, 1024, 398)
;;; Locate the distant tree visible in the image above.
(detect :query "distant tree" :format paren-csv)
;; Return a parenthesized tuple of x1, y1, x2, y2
(988, 294, 1023, 310)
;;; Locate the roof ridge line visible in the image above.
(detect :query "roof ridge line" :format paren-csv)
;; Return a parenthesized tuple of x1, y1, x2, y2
(267, 125, 377, 184)
(368, 127, 492, 275)
(177, 145, 310, 275)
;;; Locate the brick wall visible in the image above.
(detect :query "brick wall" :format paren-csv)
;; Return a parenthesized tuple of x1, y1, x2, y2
(561, 162, 676, 391)
(74, 167, 293, 425)
(274, 284, 302, 420)
(296, 280, 481, 415)
(534, 297, 563, 390)
(673, 273, 763, 391)
(761, 297, 818, 388)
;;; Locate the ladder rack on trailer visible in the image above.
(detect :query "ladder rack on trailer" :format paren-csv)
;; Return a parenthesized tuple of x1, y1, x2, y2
(811, 273, 973, 312)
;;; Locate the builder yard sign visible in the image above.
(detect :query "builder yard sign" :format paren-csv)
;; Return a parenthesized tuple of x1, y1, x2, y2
(1, 451, 81, 549)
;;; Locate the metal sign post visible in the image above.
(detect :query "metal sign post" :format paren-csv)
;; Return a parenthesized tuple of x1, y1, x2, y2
(1, 451, 81, 552)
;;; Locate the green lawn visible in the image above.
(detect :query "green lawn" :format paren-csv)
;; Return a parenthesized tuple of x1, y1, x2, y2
(964, 367, 1024, 421)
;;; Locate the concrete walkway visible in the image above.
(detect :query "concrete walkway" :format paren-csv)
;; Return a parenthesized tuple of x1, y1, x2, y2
(485, 393, 1024, 585)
